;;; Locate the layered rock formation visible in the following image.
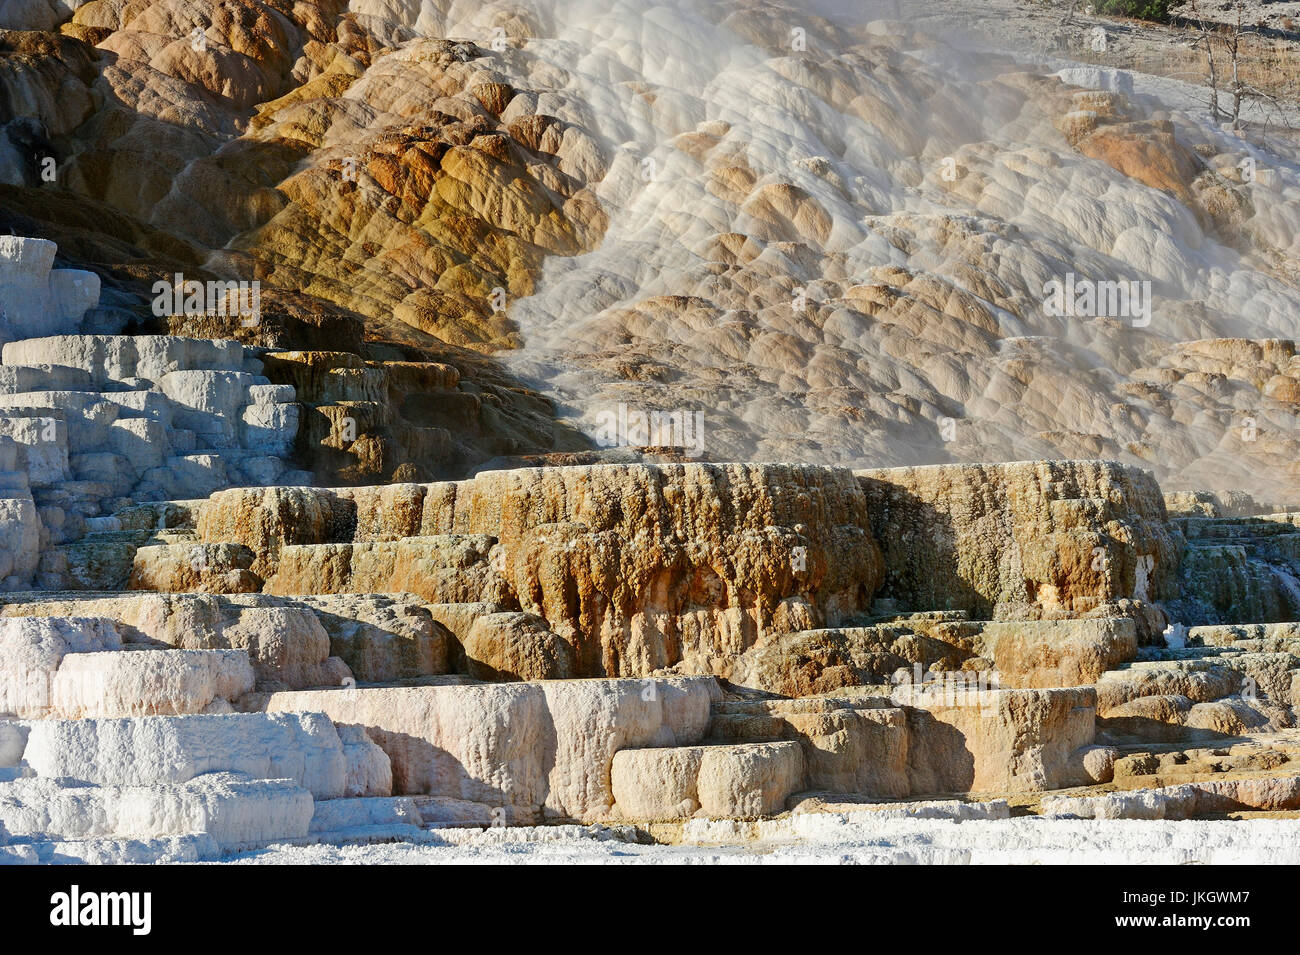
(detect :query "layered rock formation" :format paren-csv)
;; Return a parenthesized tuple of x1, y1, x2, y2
(264, 677, 718, 823)
(858, 461, 1181, 629)
(111, 458, 1175, 685)
(9, 421, 1293, 856)
(0, 235, 98, 344)
(1, 0, 1299, 500)
(3, 456, 1300, 855)
(3, 0, 1300, 864)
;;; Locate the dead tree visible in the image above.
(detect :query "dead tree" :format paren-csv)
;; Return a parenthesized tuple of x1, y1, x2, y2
(1186, 0, 1224, 123)
(1228, 0, 1245, 128)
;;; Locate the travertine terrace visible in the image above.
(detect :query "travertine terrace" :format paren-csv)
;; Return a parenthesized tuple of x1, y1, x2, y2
(4, 339, 1300, 860)
(1, 0, 1300, 867)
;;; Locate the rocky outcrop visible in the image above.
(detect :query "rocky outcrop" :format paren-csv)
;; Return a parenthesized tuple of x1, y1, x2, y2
(0, 773, 314, 850)
(22, 711, 353, 798)
(708, 697, 911, 799)
(189, 463, 884, 679)
(1097, 691, 1282, 744)
(858, 461, 1180, 631)
(471, 464, 881, 678)
(8, 0, 1300, 866)
(978, 618, 1138, 689)
(1168, 514, 1300, 624)
(892, 684, 1099, 794)
(725, 614, 981, 697)
(194, 486, 342, 579)
(0, 300, 311, 597)
(0, 614, 122, 717)
(610, 742, 804, 821)
(0, 592, 440, 687)
(128, 542, 261, 594)
(267, 536, 512, 605)
(461, 612, 573, 682)
(109, 459, 1200, 688)
(725, 614, 1138, 695)
(46, 649, 254, 719)
(264, 677, 718, 823)
(0, 236, 99, 345)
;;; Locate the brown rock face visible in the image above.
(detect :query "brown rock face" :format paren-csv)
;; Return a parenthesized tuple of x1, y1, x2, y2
(708, 698, 911, 799)
(725, 614, 1140, 696)
(857, 460, 1181, 627)
(1, 18, 600, 488)
(221, 35, 609, 343)
(979, 618, 1138, 689)
(1075, 120, 1204, 204)
(128, 542, 262, 594)
(186, 462, 883, 677)
(195, 486, 343, 579)
(266, 536, 513, 606)
(253, 465, 878, 680)
(456, 463, 883, 677)
(893, 684, 1098, 794)
(462, 612, 574, 682)
(169, 459, 1194, 681)
(726, 614, 982, 697)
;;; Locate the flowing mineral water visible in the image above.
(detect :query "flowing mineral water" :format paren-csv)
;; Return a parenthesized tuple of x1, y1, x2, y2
(373, 0, 1300, 492)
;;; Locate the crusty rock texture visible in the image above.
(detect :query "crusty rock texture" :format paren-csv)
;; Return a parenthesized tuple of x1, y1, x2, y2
(172, 460, 1182, 677)
(5, 0, 1300, 499)
(724, 614, 1138, 695)
(196, 463, 884, 679)
(0, 335, 307, 519)
(469, 464, 882, 677)
(858, 461, 1181, 630)
(0, 591, 442, 686)
(708, 697, 911, 799)
(978, 618, 1139, 689)
(48, 648, 255, 718)
(610, 741, 804, 821)
(461, 611, 573, 682)
(0, 773, 314, 849)
(725, 615, 981, 697)
(23, 711, 353, 798)
(0, 614, 122, 717)
(6, 0, 1300, 861)
(892, 684, 1099, 794)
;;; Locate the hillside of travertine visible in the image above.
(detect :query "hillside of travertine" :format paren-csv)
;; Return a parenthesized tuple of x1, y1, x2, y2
(2, 0, 1300, 864)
